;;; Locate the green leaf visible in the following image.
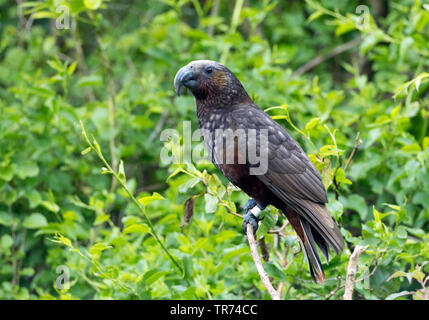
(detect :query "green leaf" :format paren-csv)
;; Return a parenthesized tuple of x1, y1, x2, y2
(222, 246, 248, 263)
(23, 213, 48, 229)
(81, 147, 92, 155)
(326, 199, 344, 220)
(304, 117, 320, 133)
(412, 269, 425, 282)
(396, 226, 407, 239)
(178, 177, 201, 193)
(123, 224, 150, 234)
(145, 270, 168, 285)
(50, 233, 73, 248)
(94, 213, 110, 226)
(118, 160, 126, 183)
(423, 137, 429, 150)
(15, 162, 39, 179)
(89, 243, 112, 259)
(32, 11, 56, 19)
(0, 212, 14, 227)
(0, 164, 13, 181)
(387, 271, 407, 281)
(257, 209, 277, 236)
(335, 20, 356, 36)
(401, 143, 421, 153)
(41, 201, 60, 213)
(67, 61, 77, 75)
(84, 0, 102, 10)
(26, 190, 42, 208)
(264, 262, 285, 280)
(138, 192, 165, 206)
(77, 75, 103, 87)
(1, 234, 13, 249)
(340, 194, 368, 219)
(335, 168, 352, 185)
(308, 11, 324, 22)
(385, 291, 412, 300)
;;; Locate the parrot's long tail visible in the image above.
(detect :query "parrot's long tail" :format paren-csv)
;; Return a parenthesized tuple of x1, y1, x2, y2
(282, 209, 329, 283)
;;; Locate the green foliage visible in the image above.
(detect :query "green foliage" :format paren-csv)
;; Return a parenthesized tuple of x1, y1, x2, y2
(0, 0, 428, 300)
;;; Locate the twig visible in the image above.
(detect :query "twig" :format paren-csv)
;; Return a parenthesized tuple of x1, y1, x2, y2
(246, 224, 280, 300)
(332, 131, 361, 199)
(149, 110, 169, 143)
(80, 122, 183, 275)
(355, 257, 379, 284)
(343, 245, 367, 300)
(268, 220, 289, 235)
(293, 37, 362, 76)
(344, 132, 361, 172)
(325, 276, 342, 300)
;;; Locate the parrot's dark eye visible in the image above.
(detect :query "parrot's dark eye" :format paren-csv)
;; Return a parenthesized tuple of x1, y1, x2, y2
(205, 66, 214, 74)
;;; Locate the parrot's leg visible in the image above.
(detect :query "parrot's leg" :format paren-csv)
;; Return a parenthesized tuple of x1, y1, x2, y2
(241, 198, 266, 235)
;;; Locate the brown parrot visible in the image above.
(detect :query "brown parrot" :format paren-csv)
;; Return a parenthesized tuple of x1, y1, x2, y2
(174, 60, 344, 283)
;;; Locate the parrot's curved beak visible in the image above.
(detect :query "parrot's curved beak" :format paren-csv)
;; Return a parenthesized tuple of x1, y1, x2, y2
(174, 65, 196, 96)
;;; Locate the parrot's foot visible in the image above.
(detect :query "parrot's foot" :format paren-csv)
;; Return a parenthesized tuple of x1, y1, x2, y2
(242, 199, 266, 235)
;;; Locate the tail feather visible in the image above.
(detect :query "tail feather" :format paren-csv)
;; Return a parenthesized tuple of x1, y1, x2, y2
(311, 223, 330, 264)
(300, 218, 326, 283)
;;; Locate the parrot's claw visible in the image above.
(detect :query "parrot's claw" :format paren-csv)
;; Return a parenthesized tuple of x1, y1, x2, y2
(242, 212, 260, 235)
(242, 199, 266, 235)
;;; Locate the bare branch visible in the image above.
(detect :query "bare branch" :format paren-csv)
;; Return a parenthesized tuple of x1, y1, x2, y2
(344, 245, 367, 300)
(246, 224, 281, 300)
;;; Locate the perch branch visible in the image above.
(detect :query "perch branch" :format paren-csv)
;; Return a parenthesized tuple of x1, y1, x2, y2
(246, 224, 281, 300)
(343, 245, 367, 300)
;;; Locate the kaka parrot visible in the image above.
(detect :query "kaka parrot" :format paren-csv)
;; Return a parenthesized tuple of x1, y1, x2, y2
(174, 60, 344, 283)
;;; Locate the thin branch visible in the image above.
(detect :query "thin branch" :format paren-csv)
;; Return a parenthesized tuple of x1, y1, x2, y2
(344, 245, 367, 300)
(293, 37, 362, 76)
(80, 122, 183, 275)
(332, 131, 361, 199)
(344, 132, 361, 172)
(149, 110, 169, 143)
(268, 220, 289, 235)
(325, 276, 342, 300)
(246, 224, 280, 300)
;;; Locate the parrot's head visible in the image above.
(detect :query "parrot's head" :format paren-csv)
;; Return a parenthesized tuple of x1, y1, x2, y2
(174, 60, 250, 105)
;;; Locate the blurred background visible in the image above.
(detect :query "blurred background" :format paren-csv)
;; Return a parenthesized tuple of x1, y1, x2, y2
(0, 0, 428, 299)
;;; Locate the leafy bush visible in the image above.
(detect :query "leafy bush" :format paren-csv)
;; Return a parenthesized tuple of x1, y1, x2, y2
(0, 0, 428, 300)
